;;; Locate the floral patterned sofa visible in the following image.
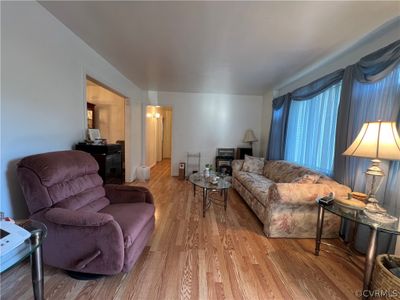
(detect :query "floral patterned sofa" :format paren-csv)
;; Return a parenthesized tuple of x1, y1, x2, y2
(232, 159, 351, 238)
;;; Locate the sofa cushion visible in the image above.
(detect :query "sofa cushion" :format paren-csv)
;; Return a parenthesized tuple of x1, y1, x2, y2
(100, 202, 155, 248)
(242, 155, 264, 175)
(235, 171, 275, 206)
(263, 160, 321, 183)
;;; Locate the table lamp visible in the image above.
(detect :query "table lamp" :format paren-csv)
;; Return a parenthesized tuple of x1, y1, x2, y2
(243, 129, 258, 147)
(243, 129, 258, 155)
(343, 121, 400, 215)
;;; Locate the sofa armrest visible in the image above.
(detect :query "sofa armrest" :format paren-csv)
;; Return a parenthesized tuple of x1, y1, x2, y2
(232, 160, 244, 173)
(104, 184, 154, 204)
(317, 179, 351, 198)
(45, 207, 114, 227)
(274, 183, 351, 206)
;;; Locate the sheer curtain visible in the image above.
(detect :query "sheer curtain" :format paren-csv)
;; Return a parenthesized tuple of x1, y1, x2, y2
(284, 83, 342, 175)
(347, 66, 400, 207)
(340, 64, 400, 253)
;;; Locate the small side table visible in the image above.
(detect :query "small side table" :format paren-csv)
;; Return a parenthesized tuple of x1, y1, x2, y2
(314, 200, 399, 299)
(1, 220, 47, 300)
(189, 173, 231, 217)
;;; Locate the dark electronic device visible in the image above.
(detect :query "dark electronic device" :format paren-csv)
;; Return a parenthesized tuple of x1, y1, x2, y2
(318, 194, 334, 206)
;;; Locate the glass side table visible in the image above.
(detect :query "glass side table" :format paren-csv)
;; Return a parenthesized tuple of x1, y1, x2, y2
(1, 220, 47, 300)
(314, 200, 399, 299)
(189, 172, 231, 217)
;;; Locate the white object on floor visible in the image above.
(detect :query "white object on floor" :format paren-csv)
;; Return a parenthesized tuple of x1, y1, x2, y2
(136, 166, 150, 181)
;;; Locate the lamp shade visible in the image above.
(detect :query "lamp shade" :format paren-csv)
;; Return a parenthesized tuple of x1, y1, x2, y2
(343, 121, 400, 160)
(243, 129, 258, 143)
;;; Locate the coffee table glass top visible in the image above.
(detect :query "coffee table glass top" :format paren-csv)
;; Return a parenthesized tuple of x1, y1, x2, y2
(189, 172, 231, 189)
(0, 220, 47, 273)
(318, 200, 399, 235)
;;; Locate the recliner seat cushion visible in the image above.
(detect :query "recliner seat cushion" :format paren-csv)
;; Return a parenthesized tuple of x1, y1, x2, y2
(100, 203, 155, 248)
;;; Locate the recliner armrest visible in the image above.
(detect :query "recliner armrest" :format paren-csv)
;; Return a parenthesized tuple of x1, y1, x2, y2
(104, 184, 154, 204)
(45, 207, 114, 227)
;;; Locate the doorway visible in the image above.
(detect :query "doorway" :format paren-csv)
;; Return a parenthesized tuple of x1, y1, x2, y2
(145, 105, 172, 169)
(85, 77, 127, 178)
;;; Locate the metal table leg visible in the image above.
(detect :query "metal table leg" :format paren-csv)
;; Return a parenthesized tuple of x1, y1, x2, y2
(362, 227, 378, 299)
(30, 231, 44, 300)
(223, 189, 228, 211)
(315, 205, 325, 256)
(202, 188, 207, 217)
(193, 183, 196, 197)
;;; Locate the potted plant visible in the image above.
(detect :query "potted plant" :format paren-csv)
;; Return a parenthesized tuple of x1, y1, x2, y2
(204, 164, 212, 177)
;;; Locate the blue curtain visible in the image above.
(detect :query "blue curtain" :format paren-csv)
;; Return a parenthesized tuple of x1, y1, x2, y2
(334, 40, 400, 183)
(285, 83, 342, 175)
(267, 94, 291, 160)
(346, 67, 400, 200)
(333, 39, 400, 254)
(267, 69, 344, 161)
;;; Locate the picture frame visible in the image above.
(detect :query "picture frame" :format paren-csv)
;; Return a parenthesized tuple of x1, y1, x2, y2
(88, 129, 101, 141)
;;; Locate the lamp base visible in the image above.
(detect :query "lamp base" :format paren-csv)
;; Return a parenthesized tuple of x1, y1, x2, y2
(365, 196, 386, 214)
(363, 210, 398, 224)
(364, 195, 397, 224)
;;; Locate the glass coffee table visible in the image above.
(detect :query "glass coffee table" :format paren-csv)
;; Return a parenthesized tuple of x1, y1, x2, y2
(314, 200, 399, 299)
(1, 220, 47, 300)
(189, 173, 231, 217)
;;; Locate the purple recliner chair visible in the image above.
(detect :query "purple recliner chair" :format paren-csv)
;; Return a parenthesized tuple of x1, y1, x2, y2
(17, 150, 155, 275)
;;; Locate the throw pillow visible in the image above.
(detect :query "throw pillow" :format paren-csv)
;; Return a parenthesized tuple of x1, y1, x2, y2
(242, 155, 264, 175)
(291, 174, 320, 184)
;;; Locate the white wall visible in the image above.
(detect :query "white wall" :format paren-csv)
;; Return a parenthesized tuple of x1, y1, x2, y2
(1, 2, 144, 218)
(145, 106, 159, 168)
(145, 106, 172, 167)
(157, 92, 263, 176)
(162, 108, 173, 159)
(276, 17, 400, 95)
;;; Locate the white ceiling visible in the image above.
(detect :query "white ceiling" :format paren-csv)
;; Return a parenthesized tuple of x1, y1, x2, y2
(40, 1, 399, 95)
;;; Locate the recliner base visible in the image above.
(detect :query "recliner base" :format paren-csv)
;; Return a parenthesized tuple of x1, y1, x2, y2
(66, 270, 105, 280)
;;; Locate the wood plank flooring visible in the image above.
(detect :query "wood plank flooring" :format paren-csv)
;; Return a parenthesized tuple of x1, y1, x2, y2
(1, 159, 363, 299)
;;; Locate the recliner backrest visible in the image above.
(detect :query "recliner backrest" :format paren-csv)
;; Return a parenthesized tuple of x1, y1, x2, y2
(17, 150, 110, 215)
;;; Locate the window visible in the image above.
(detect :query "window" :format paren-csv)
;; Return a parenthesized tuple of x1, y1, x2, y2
(284, 83, 342, 175)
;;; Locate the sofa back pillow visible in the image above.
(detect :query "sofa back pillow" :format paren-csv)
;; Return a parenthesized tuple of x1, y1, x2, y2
(242, 155, 264, 175)
(263, 160, 321, 183)
(291, 174, 320, 184)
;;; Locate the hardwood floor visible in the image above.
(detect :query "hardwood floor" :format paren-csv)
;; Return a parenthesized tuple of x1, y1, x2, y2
(1, 159, 363, 300)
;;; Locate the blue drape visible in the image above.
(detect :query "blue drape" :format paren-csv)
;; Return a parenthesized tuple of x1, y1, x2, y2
(343, 66, 400, 254)
(267, 94, 291, 160)
(345, 68, 400, 197)
(334, 39, 400, 183)
(291, 69, 344, 100)
(267, 69, 344, 160)
(285, 83, 342, 175)
(333, 39, 400, 254)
